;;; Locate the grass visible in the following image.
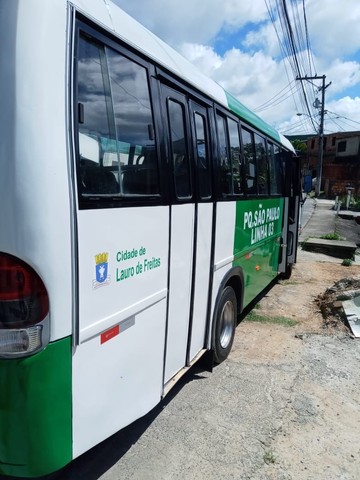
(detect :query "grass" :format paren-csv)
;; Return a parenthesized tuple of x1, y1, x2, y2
(342, 258, 353, 266)
(246, 310, 298, 327)
(263, 450, 277, 465)
(320, 232, 343, 240)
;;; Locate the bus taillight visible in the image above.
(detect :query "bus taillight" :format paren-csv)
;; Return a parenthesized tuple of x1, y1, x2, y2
(0, 253, 50, 357)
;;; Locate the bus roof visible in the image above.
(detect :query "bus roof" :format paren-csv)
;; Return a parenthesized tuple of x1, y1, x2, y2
(73, 0, 294, 152)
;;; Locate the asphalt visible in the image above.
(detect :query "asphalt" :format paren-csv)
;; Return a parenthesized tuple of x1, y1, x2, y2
(299, 198, 360, 259)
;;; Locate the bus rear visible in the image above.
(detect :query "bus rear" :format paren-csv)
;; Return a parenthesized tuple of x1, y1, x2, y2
(0, 1, 73, 476)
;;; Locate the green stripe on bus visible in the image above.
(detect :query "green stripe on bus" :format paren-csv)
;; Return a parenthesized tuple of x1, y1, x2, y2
(225, 91, 282, 145)
(233, 198, 284, 308)
(0, 336, 72, 478)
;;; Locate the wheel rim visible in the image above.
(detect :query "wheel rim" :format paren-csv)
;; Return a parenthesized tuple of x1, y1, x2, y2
(219, 300, 234, 349)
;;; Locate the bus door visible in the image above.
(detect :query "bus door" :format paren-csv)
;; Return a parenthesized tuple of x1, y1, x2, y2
(280, 153, 300, 275)
(187, 101, 213, 362)
(72, 31, 170, 456)
(160, 85, 213, 386)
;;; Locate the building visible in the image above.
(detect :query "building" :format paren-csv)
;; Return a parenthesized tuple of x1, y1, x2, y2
(287, 131, 360, 198)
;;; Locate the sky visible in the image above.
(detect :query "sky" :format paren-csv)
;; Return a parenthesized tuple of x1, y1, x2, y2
(113, 0, 360, 137)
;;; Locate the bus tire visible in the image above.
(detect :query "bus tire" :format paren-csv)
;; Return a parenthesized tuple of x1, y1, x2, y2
(280, 263, 293, 280)
(213, 286, 237, 364)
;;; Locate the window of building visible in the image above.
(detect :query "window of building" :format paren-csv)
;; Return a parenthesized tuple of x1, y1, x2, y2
(337, 140, 347, 153)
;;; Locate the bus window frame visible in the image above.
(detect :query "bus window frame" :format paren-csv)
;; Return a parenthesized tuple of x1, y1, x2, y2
(254, 132, 270, 197)
(156, 67, 215, 204)
(214, 106, 244, 200)
(74, 19, 166, 210)
(190, 105, 213, 201)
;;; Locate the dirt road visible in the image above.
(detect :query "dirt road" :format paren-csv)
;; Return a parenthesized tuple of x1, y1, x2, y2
(234, 249, 360, 479)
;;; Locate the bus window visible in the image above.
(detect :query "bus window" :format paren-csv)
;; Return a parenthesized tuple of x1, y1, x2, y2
(106, 49, 159, 195)
(77, 35, 160, 200)
(194, 112, 211, 199)
(254, 134, 269, 195)
(77, 37, 118, 196)
(241, 128, 257, 195)
(167, 100, 191, 199)
(216, 114, 231, 195)
(268, 142, 283, 195)
(227, 118, 242, 195)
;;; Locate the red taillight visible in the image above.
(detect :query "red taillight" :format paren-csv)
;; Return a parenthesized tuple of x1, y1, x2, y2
(0, 253, 49, 329)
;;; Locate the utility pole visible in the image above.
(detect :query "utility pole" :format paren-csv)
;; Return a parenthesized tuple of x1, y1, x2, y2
(296, 75, 331, 196)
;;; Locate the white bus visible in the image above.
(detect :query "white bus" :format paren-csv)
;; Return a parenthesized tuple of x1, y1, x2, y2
(0, 0, 299, 476)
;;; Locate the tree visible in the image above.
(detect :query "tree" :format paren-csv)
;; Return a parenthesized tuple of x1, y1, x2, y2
(291, 139, 307, 155)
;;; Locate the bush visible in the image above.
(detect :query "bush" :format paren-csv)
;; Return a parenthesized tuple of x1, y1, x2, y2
(320, 233, 342, 240)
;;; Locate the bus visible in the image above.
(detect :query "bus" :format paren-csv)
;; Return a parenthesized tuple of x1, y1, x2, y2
(0, 0, 299, 477)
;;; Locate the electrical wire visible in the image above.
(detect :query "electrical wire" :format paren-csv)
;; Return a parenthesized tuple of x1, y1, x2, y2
(326, 110, 360, 127)
(264, 0, 320, 132)
(254, 80, 298, 112)
(263, 0, 302, 114)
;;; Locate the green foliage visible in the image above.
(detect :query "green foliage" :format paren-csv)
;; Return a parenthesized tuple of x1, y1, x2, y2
(338, 195, 360, 211)
(263, 451, 277, 464)
(342, 258, 353, 266)
(246, 311, 298, 327)
(320, 232, 342, 240)
(291, 139, 307, 155)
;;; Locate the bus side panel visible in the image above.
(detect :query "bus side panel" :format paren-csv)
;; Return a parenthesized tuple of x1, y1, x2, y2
(164, 204, 195, 383)
(209, 202, 236, 345)
(72, 300, 166, 458)
(233, 198, 284, 307)
(0, 337, 72, 478)
(72, 206, 169, 458)
(189, 203, 213, 360)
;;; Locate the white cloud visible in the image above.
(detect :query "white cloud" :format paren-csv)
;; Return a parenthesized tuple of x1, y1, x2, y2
(180, 43, 223, 77)
(321, 60, 360, 97)
(112, 0, 360, 134)
(113, 0, 268, 46)
(325, 97, 360, 132)
(306, 0, 360, 59)
(180, 42, 295, 127)
(243, 21, 281, 58)
(244, 0, 360, 63)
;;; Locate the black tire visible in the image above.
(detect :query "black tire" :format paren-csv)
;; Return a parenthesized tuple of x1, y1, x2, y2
(280, 263, 293, 280)
(213, 286, 237, 364)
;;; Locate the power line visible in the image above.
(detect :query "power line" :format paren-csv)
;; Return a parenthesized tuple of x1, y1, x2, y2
(326, 111, 360, 127)
(264, 0, 303, 114)
(265, 0, 320, 125)
(302, 0, 316, 76)
(254, 80, 298, 112)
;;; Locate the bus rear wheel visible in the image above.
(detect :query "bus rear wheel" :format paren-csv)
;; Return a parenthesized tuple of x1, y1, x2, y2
(213, 286, 237, 364)
(280, 263, 293, 280)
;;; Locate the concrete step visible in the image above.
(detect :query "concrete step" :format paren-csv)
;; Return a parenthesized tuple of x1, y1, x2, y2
(301, 237, 357, 259)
